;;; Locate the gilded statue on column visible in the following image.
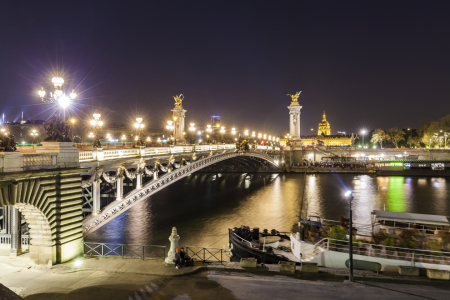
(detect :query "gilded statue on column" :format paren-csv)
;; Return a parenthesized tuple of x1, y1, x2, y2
(173, 94, 184, 108)
(287, 91, 301, 105)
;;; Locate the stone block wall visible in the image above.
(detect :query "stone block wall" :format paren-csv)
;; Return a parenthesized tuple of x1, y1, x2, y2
(0, 167, 87, 265)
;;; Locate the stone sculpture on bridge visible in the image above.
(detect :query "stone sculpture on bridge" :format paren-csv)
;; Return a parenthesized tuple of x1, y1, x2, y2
(287, 91, 301, 105)
(173, 94, 184, 108)
(42, 115, 72, 142)
(0, 134, 17, 151)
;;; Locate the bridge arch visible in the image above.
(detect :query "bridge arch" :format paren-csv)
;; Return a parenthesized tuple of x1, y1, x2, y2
(83, 151, 282, 235)
(0, 168, 86, 265)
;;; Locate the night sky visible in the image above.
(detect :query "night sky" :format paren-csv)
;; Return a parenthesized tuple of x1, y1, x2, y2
(1, 1, 450, 136)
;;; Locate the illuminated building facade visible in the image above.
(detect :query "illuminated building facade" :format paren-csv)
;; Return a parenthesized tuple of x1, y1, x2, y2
(300, 112, 355, 146)
(211, 115, 221, 134)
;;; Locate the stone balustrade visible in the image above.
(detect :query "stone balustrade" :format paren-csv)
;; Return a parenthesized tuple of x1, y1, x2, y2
(0, 152, 58, 172)
(22, 154, 57, 169)
(79, 144, 240, 162)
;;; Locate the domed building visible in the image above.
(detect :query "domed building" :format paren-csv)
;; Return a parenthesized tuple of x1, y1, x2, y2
(299, 112, 355, 147)
(318, 112, 331, 135)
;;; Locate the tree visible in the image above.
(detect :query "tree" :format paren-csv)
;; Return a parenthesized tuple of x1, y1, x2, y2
(370, 128, 386, 148)
(407, 136, 422, 148)
(386, 127, 405, 148)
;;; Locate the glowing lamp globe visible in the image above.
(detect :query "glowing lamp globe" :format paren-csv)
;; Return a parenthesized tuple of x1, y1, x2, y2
(38, 87, 46, 98)
(70, 90, 77, 99)
(58, 95, 71, 108)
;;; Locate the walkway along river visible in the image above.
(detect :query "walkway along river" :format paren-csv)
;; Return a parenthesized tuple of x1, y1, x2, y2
(85, 173, 450, 249)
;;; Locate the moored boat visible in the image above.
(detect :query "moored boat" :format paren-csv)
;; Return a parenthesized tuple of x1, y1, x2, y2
(228, 226, 300, 264)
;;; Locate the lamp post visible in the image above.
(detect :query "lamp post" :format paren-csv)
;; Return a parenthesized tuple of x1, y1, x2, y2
(38, 75, 77, 141)
(30, 129, 38, 144)
(220, 126, 225, 144)
(166, 121, 174, 145)
(444, 132, 449, 149)
(71, 118, 76, 140)
(90, 111, 103, 148)
(206, 125, 212, 144)
(189, 123, 195, 144)
(361, 130, 367, 148)
(345, 190, 353, 282)
(134, 117, 145, 147)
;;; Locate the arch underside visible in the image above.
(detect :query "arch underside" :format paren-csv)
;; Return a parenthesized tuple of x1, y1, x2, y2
(0, 169, 86, 265)
(83, 151, 281, 235)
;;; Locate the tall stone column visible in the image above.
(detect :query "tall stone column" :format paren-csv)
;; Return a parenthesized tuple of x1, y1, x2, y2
(92, 179, 101, 215)
(8, 206, 22, 257)
(286, 94, 304, 166)
(288, 104, 302, 141)
(172, 108, 187, 144)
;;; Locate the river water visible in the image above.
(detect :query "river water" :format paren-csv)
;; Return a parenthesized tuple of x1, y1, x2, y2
(85, 173, 450, 249)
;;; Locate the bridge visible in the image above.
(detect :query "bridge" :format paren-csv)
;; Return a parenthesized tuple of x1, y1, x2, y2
(2, 86, 445, 267)
(0, 141, 282, 265)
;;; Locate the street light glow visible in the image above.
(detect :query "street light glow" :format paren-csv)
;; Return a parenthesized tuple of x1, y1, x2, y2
(58, 95, 71, 108)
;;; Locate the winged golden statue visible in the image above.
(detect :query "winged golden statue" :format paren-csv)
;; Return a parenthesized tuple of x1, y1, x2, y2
(173, 94, 184, 108)
(287, 91, 302, 105)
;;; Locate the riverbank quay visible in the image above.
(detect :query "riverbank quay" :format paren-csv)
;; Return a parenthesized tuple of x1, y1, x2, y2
(286, 166, 376, 174)
(1, 257, 450, 299)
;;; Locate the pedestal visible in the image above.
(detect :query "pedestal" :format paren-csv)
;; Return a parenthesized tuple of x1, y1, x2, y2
(36, 142, 80, 168)
(164, 227, 180, 265)
(0, 152, 23, 172)
(172, 108, 187, 143)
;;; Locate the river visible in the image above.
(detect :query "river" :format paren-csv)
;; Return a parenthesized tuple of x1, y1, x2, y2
(85, 173, 450, 249)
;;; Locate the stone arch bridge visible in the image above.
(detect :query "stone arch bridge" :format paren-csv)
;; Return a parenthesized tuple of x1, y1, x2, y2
(0, 144, 282, 265)
(81, 149, 281, 235)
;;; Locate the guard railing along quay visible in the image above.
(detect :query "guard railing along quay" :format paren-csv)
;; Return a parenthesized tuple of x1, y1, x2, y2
(82, 242, 166, 261)
(185, 247, 224, 263)
(309, 238, 450, 265)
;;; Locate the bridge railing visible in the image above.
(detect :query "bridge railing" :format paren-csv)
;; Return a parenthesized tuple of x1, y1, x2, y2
(186, 246, 224, 263)
(82, 242, 166, 261)
(0, 234, 30, 246)
(79, 144, 238, 162)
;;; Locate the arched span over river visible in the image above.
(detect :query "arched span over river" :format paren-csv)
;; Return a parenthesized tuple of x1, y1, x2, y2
(85, 173, 450, 248)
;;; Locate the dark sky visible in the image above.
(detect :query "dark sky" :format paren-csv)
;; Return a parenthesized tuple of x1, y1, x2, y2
(1, 1, 450, 136)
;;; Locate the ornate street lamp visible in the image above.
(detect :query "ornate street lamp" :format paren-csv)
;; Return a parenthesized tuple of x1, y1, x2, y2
(220, 126, 225, 144)
(30, 129, 38, 144)
(90, 111, 103, 148)
(189, 123, 195, 144)
(134, 117, 145, 147)
(206, 125, 212, 144)
(38, 75, 77, 142)
(166, 120, 174, 145)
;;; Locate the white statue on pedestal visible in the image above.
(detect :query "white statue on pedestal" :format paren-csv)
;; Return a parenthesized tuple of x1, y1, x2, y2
(165, 227, 180, 265)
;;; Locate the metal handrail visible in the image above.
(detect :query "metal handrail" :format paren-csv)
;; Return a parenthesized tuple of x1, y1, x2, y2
(186, 246, 223, 263)
(82, 242, 166, 261)
(322, 238, 450, 265)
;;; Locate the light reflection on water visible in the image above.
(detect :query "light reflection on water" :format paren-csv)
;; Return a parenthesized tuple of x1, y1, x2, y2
(86, 174, 450, 248)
